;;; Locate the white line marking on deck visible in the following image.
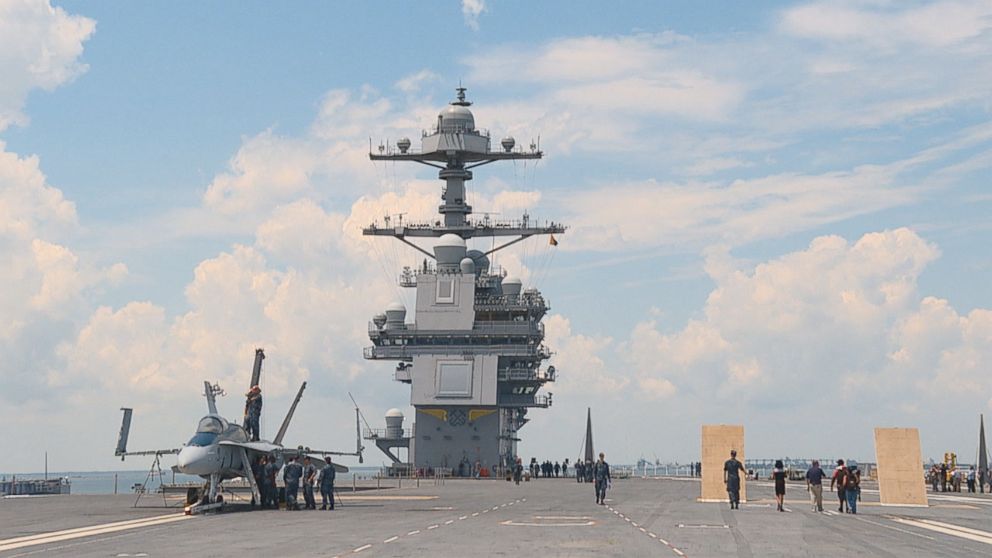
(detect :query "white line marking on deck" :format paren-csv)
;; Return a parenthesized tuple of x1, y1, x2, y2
(649, 533, 657, 538)
(459, 515, 467, 520)
(353, 544, 372, 553)
(444, 520, 454, 525)
(472, 512, 479, 517)
(407, 530, 420, 536)
(0, 514, 189, 553)
(891, 517, 992, 544)
(849, 517, 933, 541)
(427, 525, 439, 530)
(384, 536, 398, 543)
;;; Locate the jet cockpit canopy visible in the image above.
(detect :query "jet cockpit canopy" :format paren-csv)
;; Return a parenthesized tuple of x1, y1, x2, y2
(188, 415, 229, 446)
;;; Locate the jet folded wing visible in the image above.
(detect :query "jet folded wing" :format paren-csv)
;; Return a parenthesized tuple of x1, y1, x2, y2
(218, 441, 349, 473)
(218, 440, 281, 454)
(281, 447, 350, 473)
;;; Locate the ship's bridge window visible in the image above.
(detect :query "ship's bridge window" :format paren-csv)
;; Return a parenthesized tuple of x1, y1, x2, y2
(196, 416, 226, 434)
(436, 278, 455, 304)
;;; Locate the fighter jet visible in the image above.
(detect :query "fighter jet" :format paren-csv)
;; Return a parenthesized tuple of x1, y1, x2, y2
(115, 350, 363, 509)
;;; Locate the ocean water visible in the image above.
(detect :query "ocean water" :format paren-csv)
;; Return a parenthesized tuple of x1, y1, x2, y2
(1, 467, 385, 495)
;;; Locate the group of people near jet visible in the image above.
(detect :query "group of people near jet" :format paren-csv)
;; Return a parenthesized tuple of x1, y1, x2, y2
(251, 453, 338, 510)
(242, 386, 338, 511)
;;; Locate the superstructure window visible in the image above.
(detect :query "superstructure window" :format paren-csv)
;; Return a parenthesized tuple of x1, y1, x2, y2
(436, 361, 473, 397)
(436, 278, 455, 304)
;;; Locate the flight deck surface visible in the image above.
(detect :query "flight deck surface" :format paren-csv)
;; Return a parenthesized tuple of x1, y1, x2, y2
(2, 477, 991, 557)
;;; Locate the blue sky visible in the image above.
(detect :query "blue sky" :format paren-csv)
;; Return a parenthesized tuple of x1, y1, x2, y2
(1, 0, 990, 473)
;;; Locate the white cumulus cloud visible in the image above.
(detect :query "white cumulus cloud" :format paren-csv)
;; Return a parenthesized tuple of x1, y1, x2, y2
(0, 0, 95, 131)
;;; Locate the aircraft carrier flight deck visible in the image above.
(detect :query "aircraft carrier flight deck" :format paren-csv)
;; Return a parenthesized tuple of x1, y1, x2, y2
(3, 477, 992, 557)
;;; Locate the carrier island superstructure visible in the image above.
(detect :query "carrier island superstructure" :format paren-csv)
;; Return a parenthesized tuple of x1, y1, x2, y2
(363, 88, 565, 473)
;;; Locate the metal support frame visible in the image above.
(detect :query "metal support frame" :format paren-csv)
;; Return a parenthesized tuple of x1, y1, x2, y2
(483, 234, 532, 257)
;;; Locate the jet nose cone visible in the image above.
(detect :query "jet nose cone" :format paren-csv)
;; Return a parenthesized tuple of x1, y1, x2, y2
(176, 446, 212, 475)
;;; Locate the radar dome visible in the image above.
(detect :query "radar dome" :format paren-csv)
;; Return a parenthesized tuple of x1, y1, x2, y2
(372, 313, 387, 328)
(434, 234, 467, 271)
(502, 276, 523, 298)
(459, 257, 476, 274)
(385, 408, 404, 418)
(384, 302, 407, 329)
(439, 104, 475, 132)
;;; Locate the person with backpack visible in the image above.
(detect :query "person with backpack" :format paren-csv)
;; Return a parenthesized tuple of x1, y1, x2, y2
(845, 463, 861, 514)
(830, 459, 847, 513)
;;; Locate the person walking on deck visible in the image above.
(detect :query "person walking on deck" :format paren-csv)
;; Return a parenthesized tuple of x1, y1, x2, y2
(594, 453, 611, 505)
(724, 450, 745, 510)
(805, 460, 825, 512)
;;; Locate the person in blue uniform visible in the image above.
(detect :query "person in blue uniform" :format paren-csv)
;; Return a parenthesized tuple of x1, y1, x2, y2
(244, 386, 262, 442)
(263, 454, 280, 509)
(283, 456, 303, 510)
(319, 456, 337, 510)
(251, 455, 265, 508)
(301, 456, 317, 510)
(724, 449, 745, 510)
(594, 452, 611, 505)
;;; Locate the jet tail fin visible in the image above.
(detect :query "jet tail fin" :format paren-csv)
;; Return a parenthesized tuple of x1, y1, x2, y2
(204, 381, 221, 415)
(116, 408, 133, 459)
(249, 348, 265, 390)
(274, 381, 306, 446)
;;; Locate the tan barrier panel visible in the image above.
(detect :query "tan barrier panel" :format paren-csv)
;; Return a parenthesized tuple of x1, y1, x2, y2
(701, 424, 745, 502)
(874, 427, 928, 507)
